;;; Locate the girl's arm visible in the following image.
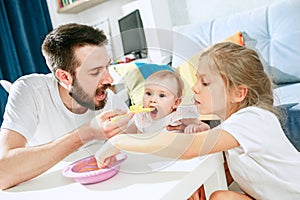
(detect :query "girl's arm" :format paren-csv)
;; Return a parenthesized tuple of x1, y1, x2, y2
(96, 129, 239, 167)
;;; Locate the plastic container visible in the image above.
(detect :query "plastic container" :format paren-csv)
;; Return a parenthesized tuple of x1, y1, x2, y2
(62, 153, 127, 184)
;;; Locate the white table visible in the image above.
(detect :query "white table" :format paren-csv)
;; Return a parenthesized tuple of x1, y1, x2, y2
(1, 144, 227, 200)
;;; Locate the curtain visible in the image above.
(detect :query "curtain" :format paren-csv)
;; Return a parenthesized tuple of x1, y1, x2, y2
(0, 0, 52, 125)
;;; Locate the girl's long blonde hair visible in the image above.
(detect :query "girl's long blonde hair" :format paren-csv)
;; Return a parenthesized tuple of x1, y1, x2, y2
(199, 42, 280, 117)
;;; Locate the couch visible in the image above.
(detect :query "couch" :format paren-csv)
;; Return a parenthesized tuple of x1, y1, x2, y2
(171, 0, 300, 151)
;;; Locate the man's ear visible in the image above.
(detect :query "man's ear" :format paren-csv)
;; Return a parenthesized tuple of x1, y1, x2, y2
(55, 69, 73, 88)
(172, 98, 182, 109)
(232, 84, 248, 103)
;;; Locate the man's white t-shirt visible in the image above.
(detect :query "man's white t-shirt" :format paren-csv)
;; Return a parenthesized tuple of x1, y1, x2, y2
(218, 106, 300, 199)
(1, 73, 127, 146)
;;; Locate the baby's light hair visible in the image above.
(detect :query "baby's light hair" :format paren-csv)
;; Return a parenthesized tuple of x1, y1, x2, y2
(146, 70, 184, 98)
(199, 42, 279, 116)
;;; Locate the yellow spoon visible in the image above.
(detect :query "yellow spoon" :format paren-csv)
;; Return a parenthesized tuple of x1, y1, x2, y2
(110, 105, 154, 122)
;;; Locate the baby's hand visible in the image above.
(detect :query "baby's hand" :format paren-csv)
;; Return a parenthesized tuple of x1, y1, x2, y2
(184, 122, 210, 134)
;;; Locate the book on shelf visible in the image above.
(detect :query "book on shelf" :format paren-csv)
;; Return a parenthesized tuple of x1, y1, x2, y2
(58, 0, 78, 8)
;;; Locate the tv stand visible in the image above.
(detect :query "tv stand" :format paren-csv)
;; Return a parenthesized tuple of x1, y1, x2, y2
(132, 51, 142, 59)
(131, 50, 147, 59)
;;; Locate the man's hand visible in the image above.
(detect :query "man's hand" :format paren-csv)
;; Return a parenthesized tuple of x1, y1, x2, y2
(79, 110, 134, 144)
(91, 110, 134, 138)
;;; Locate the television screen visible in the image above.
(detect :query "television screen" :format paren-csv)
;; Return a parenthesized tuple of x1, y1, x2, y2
(118, 9, 147, 59)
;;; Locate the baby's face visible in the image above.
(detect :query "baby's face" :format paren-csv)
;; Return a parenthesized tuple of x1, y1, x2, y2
(143, 82, 179, 120)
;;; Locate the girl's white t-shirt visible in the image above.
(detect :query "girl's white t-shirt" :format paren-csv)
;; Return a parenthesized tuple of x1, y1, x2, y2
(1, 73, 127, 146)
(218, 106, 300, 199)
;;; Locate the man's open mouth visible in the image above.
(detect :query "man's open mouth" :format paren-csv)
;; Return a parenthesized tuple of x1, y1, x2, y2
(95, 90, 106, 101)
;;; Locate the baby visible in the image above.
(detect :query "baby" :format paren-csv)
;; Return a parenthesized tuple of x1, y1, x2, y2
(131, 70, 209, 134)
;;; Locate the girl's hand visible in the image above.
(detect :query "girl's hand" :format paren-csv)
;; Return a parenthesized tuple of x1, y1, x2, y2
(99, 155, 117, 169)
(95, 136, 121, 168)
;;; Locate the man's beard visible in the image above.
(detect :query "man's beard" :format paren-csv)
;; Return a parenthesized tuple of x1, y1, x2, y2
(69, 78, 110, 111)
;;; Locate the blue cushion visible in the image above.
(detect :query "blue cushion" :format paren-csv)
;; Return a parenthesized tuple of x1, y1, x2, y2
(136, 62, 174, 79)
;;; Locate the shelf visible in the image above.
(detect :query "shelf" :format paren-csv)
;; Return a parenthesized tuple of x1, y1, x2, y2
(57, 0, 107, 14)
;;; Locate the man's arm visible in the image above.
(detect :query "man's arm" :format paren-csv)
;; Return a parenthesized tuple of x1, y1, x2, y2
(0, 128, 82, 190)
(0, 111, 133, 190)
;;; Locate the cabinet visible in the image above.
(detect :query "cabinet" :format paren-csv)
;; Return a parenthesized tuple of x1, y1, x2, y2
(57, 0, 107, 14)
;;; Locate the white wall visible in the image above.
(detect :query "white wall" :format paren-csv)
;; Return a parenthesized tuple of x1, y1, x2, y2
(46, 0, 282, 61)
(170, 0, 281, 25)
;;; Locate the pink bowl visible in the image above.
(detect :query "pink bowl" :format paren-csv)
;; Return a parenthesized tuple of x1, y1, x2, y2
(63, 153, 127, 184)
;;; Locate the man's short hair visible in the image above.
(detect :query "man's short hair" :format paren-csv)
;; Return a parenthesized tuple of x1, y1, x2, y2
(42, 23, 107, 77)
